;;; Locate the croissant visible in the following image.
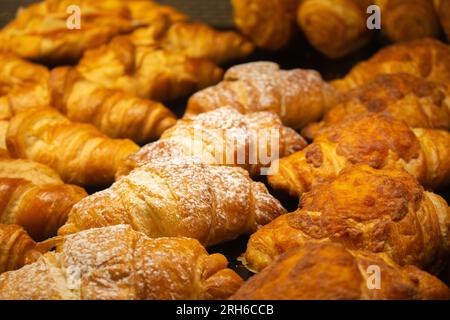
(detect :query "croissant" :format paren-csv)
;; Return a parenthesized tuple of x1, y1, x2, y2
(0, 225, 244, 300)
(49, 67, 177, 144)
(303, 73, 450, 139)
(76, 36, 223, 101)
(297, 0, 372, 59)
(0, 121, 8, 158)
(0, 224, 41, 274)
(131, 20, 254, 65)
(117, 0, 188, 25)
(0, 1, 135, 63)
(434, 0, 450, 42)
(0, 159, 87, 241)
(246, 165, 450, 273)
(231, 0, 301, 50)
(59, 161, 286, 247)
(332, 39, 450, 92)
(375, 0, 440, 43)
(117, 107, 306, 178)
(269, 113, 450, 197)
(186, 62, 341, 130)
(6, 107, 139, 187)
(233, 243, 450, 300)
(0, 53, 49, 96)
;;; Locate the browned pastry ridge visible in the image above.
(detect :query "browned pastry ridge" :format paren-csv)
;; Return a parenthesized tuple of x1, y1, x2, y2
(269, 113, 450, 197)
(0, 224, 41, 274)
(332, 39, 450, 92)
(376, 0, 440, 42)
(232, 243, 450, 300)
(0, 158, 87, 241)
(76, 36, 224, 101)
(186, 62, 340, 130)
(231, 0, 302, 50)
(0, 121, 8, 158)
(6, 107, 139, 187)
(117, 107, 306, 178)
(130, 18, 254, 65)
(303, 73, 450, 139)
(59, 161, 286, 247)
(0, 225, 244, 300)
(0, 0, 136, 63)
(246, 165, 450, 273)
(297, 0, 373, 59)
(434, 0, 450, 42)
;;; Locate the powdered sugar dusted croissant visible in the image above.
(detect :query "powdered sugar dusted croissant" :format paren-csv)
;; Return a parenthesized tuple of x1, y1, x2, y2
(233, 243, 450, 300)
(118, 107, 306, 178)
(0, 225, 244, 300)
(60, 162, 286, 246)
(246, 165, 450, 273)
(269, 113, 450, 197)
(187, 62, 340, 130)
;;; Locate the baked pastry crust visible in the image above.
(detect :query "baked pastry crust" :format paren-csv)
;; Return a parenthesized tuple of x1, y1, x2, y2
(233, 242, 450, 300)
(0, 225, 244, 300)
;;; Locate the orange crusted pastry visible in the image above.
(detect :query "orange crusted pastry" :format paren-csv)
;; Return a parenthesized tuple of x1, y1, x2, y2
(117, 107, 306, 178)
(0, 224, 41, 274)
(376, 0, 440, 42)
(186, 62, 340, 130)
(0, 225, 244, 300)
(332, 39, 450, 92)
(60, 161, 286, 246)
(0, 1, 135, 63)
(77, 36, 223, 101)
(0, 121, 8, 158)
(269, 113, 450, 197)
(131, 20, 254, 65)
(297, 0, 373, 59)
(233, 243, 450, 300)
(6, 107, 139, 187)
(49, 67, 177, 144)
(304, 73, 450, 139)
(0, 158, 87, 241)
(246, 165, 450, 273)
(231, 0, 301, 50)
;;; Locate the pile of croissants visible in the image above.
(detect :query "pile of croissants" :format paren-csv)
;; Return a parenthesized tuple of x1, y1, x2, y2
(0, 0, 450, 300)
(232, 0, 450, 58)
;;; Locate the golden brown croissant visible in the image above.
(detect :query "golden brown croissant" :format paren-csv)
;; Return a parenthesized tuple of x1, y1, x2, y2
(304, 73, 450, 139)
(49, 67, 177, 144)
(269, 113, 450, 197)
(117, 107, 306, 178)
(0, 159, 87, 241)
(332, 39, 450, 92)
(246, 165, 450, 273)
(131, 20, 254, 65)
(186, 62, 340, 130)
(376, 0, 440, 42)
(0, 53, 49, 96)
(233, 243, 450, 300)
(231, 0, 301, 50)
(0, 225, 244, 300)
(434, 0, 450, 41)
(119, 0, 188, 25)
(0, 224, 41, 274)
(76, 36, 223, 101)
(297, 0, 373, 59)
(0, 121, 8, 158)
(59, 161, 286, 247)
(0, 1, 135, 63)
(6, 107, 139, 187)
